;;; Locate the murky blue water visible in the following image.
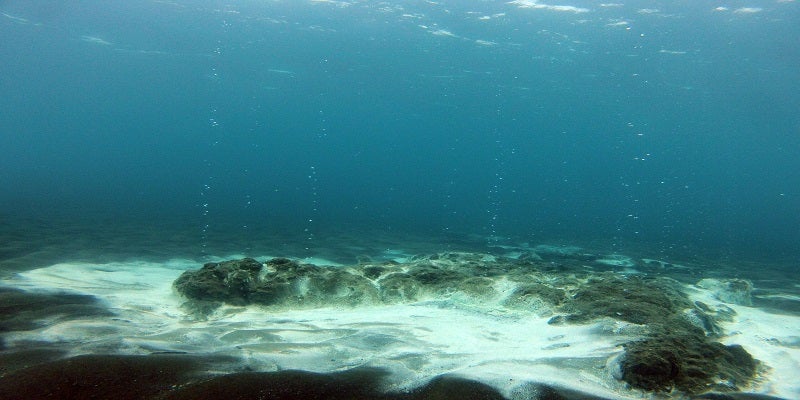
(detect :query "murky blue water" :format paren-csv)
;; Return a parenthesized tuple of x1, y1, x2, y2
(1, 0, 798, 263)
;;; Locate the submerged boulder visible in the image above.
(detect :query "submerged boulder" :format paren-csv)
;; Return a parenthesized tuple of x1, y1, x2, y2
(619, 332, 757, 393)
(557, 274, 691, 325)
(174, 254, 517, 310)
(503, 283, 567, 313)
(173, 258, 265, 306)
(174, 258, 379, 309)
(541, 273, 759, 395)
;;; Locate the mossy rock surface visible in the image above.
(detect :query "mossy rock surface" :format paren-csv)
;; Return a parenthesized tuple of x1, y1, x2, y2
(620, 333, 757, 393)
(173, 258, 264, 306)
(174, 256, 497, 309)
(560, 275, 691, 324)
(504, 283, 567, 309)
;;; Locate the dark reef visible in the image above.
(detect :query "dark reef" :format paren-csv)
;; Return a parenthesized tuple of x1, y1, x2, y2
(172, 253, 761, 397)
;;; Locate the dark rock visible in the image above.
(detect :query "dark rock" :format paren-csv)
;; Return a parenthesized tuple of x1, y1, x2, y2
(170, 255, 760, 398)
(536, 274, 761, 395)
(620, 334, 757, 394)
(685, 308, 724, 337)
(174, 258, 382, 310)
(173, 258, 264, 306)
(175, 255, 512, 309)
(504, 283, 566, 309)
(301, 269, 380, 306)
(363, 265, 386, 279)
(409, 264, 463, 286)
(560, 275, 691, 325)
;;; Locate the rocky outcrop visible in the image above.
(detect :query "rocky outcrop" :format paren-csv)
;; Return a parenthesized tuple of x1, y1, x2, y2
(173, 253, 760, 397)
(173, 257, 380, 308)
(620, 331, 757, 393)
(555, 274, 691, 325)
(174, 253, 547, 310)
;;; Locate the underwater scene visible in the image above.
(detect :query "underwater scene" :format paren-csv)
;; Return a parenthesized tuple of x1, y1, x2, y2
(1, 1, 799, 399)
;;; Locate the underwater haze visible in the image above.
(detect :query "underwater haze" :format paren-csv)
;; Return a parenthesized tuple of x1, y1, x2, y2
(2, 2, 800, 399)
(2, 0, 798, 261)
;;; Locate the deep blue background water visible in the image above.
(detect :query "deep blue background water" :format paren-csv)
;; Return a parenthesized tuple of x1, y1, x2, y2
(2, 0, 798, 262)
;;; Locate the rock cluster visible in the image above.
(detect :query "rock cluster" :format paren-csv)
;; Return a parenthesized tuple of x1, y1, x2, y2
(174, 254, 529, 311)
(620, 332, 756, 393)
(173, 251, 759, 396)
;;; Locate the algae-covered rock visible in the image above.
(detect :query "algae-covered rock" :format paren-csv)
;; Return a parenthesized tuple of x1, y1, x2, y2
(172, 254, 760, 396)
(683, 301, 737, 337)
(174, 257, 378, 308)
(377, 273, 421, 302)
(543, 273, 760, 395)
(457, 277, 497, 299)
(174, 255, 498, 308)
(173, 258, 264, 306)
(408, 263, 464, 287)
(620, 333, 757, 393)
(503, 283, 566, 312)
(559, 275, 691, 325)
(302, 269, 380, 306)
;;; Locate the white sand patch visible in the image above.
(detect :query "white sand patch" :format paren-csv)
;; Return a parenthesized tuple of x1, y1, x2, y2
(721, 306, 800, 398)
(686, 284, 800, 399)
(10, 259, 189, 309)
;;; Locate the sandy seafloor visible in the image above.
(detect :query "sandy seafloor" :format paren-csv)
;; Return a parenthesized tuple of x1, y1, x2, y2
(1, 217, 799, 400)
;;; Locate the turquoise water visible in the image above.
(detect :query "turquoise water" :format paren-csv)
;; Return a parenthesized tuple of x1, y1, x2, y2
(1, 2, 800, 398)
(2, 1, 798, 264)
